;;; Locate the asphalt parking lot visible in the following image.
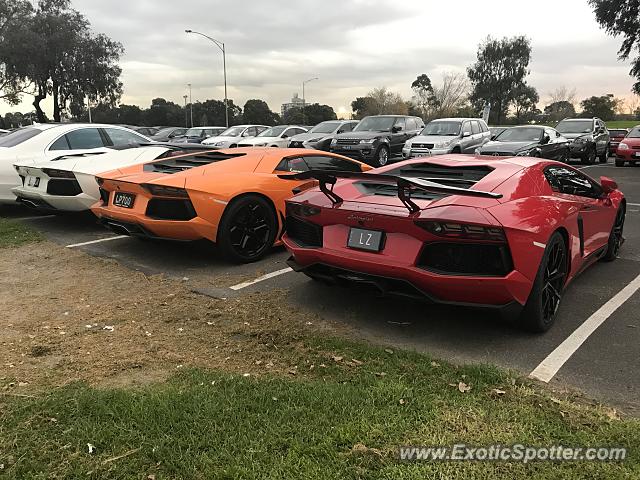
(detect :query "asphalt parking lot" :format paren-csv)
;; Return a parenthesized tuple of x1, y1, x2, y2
(4, 157, 640, 415)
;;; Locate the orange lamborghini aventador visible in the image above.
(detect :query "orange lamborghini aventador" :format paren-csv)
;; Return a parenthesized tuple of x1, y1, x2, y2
(92, 147, 370, 262)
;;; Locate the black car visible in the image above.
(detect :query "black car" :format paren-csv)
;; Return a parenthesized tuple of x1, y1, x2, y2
(555, 117, 610, 164)
(151, 127, 188, 142)
(478, 125, 570, 161)
(171, 127, 227, 144)
(288, 120, 359, 151)
(329, 115, 424, 166)
(489, 126, 509, 140)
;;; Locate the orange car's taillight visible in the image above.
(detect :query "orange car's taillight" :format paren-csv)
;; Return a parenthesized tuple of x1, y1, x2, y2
(141, 184, 189, 198)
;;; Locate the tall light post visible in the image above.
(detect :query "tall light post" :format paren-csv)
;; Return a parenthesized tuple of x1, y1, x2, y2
(302, 77, 318, 125)
(183, 95, 188, 127)
(187, 83, 193, 127)
(185, 29, 229, 128)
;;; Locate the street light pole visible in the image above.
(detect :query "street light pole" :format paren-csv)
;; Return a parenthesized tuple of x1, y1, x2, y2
(183, 95, 188, 127)
(302, 77, 318, 125)
(185, 29, 229, 128)
(187, 83, 193, 127)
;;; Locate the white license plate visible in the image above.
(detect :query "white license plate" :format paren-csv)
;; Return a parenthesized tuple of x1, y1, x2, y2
(634, 152, 640, 158)
(26, 176, 40, 188)
(347, 227, 385, 252)
(341, 145, 353, 150)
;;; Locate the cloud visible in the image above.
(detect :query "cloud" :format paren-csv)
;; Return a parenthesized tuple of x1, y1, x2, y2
(2, 0, 637, 118)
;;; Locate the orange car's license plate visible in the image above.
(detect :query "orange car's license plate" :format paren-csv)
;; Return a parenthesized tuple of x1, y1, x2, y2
(113, 192, 135, 208)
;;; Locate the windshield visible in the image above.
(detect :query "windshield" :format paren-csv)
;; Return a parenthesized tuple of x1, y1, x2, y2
(0, 127, 42, 147)
(495, 127, 543, 142)
(627, 127, 640, 138)
(219, 126, 245, 137)
(185, 128, 204, 136)
(258, 126, 287, 137)
(353, 117, 396, 132)
(609, 129, 628, 136)
(421, 121, 462, 136)
(556, 120, 593, 134)
(309, 122, 340, 134)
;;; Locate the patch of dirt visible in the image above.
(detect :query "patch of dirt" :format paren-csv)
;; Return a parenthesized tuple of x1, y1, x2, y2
(0, 242, 345, 392)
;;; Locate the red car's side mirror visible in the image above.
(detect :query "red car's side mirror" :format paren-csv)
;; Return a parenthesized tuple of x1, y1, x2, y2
(600, 176, 618, 194)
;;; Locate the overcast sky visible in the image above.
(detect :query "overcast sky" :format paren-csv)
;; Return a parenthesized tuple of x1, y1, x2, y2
(5, 0, 638, 118)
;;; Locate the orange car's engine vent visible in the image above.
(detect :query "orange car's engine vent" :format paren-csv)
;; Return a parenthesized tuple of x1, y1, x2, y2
(145, 153, 246, 174)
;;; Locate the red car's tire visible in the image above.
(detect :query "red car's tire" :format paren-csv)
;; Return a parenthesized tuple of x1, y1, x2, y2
(520, 232, 568, 333)
(602, 205, 626, 262)
(217, 194, 277, 263)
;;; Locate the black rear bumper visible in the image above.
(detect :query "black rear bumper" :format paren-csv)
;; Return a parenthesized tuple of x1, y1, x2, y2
(286, 256, 522, 316)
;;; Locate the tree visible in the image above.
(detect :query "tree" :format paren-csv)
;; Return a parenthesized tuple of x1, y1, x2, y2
(590, 0, 640, 94)
(23, 0, 123, 122)
(544, 101, 576, 122)
(242, 99, 279, 125)
(432, 72, 470, 118)
(144, 98, 184, 126)
(467, 36, 532, 124)
(411, 74, 437, 119)
(283, 103, 337, 125)
(579, 94, 620, 120)
(548, 85, 577, 106)
(0, 0, 34, 105)
(351, 87, 407, 118)
(512, 83, 539, 122)
(190, 99, 241, 126)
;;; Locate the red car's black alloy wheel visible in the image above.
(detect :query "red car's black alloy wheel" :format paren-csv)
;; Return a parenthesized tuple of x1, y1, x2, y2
(611, 207, 626, 258)
(228, 201, 271, 258)
(542, 240, 567, 323)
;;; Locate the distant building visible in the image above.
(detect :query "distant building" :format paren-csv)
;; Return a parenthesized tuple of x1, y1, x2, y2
(281, 93, 305, 117)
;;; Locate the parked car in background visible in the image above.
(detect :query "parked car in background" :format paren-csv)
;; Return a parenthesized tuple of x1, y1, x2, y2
(280, 156, 625, 332)
(92, 147, 370, 263)
(608, 128, 629, 155)
(237, 126, 308, 148)
(402, 118, 490, 158)
(172, 127, 227, 144)
(0, 123, 150, 203)
(151, 127, 188, 142)
(13, 145, 179, 211)
(0, 129, 10, 137)
(614, 125, 640, 167)
(478, 126, 570, 161)
(201, 125, 269, 148)
(331, 115, 424, 166)
(131, 126, 159, 137)
(489, 126, 509, 140)
(288, 120, 359, 151)
(555, 117, 609, 164)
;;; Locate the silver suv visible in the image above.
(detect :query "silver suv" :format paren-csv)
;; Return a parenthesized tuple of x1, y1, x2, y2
(402, 118, 491, 158)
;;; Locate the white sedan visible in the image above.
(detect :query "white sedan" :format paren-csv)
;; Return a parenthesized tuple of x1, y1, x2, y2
(200, 124, 269, 148)
(12, 146, 174, 211)
(237, 125, 307, 148)
(0, 123, 150, 203)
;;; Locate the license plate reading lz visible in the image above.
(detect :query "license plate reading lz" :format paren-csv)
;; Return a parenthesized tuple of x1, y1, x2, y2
(347, 227, 384, 252)
(113, 192, 135, 208)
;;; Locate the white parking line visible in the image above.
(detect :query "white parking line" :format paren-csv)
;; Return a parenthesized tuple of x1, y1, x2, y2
(230, 267, 294, 291)
(12, 215, 56, 220)
(530, 273, 640, 383)
(628, 203, 640, 207)
(66, 236, 128, 248)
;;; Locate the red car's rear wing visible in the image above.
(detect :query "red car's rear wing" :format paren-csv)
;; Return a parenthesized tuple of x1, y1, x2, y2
(278, 170, 502, 213)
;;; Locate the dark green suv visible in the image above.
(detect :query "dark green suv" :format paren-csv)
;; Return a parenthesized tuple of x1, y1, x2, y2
(329, 115, 424, 167)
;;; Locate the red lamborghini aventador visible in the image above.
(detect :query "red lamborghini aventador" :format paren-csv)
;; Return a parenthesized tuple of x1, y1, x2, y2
(279, 155, 626, 332)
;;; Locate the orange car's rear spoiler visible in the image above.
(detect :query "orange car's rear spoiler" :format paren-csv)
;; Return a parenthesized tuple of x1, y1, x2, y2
(278, 170, 502, 213)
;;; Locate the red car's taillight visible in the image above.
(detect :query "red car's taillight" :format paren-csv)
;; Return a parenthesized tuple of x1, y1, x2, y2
(286, 201, 321, 217)
(416, 221, 506, 242)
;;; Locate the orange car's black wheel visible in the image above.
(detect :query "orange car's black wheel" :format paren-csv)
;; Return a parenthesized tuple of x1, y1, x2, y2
(217, 194, 277, 263)
(520, 232, 568, 333)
